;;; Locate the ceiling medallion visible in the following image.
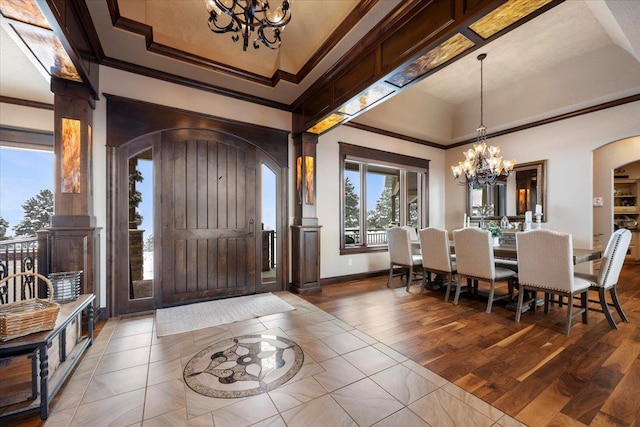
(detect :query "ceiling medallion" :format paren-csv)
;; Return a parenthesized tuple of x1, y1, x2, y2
(205, 0, 292, 51)
(451, 53, 516, 188)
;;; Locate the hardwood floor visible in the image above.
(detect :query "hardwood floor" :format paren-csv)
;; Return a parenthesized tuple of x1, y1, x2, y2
(300, 263, 640, 427)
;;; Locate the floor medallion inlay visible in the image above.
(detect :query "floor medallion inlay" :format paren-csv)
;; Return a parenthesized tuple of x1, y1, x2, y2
(183, 334, 304, 398)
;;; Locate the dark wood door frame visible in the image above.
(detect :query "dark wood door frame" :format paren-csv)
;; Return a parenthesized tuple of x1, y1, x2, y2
(109, 132, 161, 315)
(105, 95, 289, 316)
(256, 150, 289, 294)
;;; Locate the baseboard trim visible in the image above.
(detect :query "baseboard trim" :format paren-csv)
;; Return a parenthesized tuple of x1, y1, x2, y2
(320, 269, 388, 286)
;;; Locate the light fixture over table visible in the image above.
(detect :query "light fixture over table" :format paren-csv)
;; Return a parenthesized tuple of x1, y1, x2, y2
(451, 53, 515, 187)
(205, 0, 292, 51)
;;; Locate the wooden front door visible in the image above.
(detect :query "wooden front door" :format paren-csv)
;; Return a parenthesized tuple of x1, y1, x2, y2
(160, 129, 257, 306)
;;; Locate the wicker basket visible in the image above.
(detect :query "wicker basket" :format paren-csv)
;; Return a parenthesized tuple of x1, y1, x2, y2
(48, 271, 82, 303)
(0, 273, 60, 341)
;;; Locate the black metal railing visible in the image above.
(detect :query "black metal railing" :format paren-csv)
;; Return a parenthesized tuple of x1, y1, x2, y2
(0, 237, 39, 304)
(261, 230, 276, 271)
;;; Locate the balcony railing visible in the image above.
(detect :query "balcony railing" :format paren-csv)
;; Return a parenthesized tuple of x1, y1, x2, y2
(345, 229, 389, 245)
(261, 230, 276, 271)
(0, 237, 40, 304)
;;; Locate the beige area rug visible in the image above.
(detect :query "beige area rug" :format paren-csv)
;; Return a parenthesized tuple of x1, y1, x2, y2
(155, 293, 295, 337)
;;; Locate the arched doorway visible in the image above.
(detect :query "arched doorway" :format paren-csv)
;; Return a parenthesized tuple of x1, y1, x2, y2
(593, 136, 640, 252)
(105, 96, 290, 316)
(110, 128, 288, 315)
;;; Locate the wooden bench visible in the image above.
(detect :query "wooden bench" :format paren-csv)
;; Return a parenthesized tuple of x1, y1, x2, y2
(0, 293, 94, 420)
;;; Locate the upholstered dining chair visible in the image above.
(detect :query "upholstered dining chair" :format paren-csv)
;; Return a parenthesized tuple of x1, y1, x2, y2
(419, 227, 457, 300)
(386, 226, 423, 292)
(402, 225, 421, 256)
(452, 228, 516, 313)
(575, 228, 631, 329)
(515, 229, 591, 336)
(402, 225, 419, 242)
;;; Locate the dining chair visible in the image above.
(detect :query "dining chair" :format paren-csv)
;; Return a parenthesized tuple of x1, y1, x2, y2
(418, 227, 457, 300)
(515, 229, 591, 335)
(386, 226, 423, 292)
(575, 228, 631, 329)
(403, 225, 421, 257)
(402, 225, 419, 242)
(452, 228, 516, 313)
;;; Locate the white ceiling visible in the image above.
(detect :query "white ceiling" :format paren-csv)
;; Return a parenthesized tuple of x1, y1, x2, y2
(0, 21, 52, 104)
(353, 0, 640, 144)
(413, 0, 614, 105)
(1, 0, 639, 145)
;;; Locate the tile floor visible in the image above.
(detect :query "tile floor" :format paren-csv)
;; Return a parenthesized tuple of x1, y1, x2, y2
(43, 292, 527, 427)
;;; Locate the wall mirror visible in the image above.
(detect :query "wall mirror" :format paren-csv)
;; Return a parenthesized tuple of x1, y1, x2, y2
(467, 159, 547, 222)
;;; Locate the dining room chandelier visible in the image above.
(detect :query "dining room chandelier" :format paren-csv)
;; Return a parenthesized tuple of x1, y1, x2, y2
(451, 53, 515, 187)
(205, 0, 292, 51)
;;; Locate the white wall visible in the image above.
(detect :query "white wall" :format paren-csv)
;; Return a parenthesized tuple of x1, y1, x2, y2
(0, 103, 53, 131)
(445, 101, 640, 272)
(354, 90, 456, 144)
(316, 125, 446, 279)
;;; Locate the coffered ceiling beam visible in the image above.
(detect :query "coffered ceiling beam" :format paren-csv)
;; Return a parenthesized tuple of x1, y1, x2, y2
(292, 0, 564, 137)
(41, 0, 101, 100)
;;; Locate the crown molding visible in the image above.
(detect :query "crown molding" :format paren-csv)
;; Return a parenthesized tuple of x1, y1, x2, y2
(346, 93, 640, 150)
(0, 96, 54, 110)
(447, 93, 640, 149)
(100, 57, 291, 112)
(344, 122, 447, 149)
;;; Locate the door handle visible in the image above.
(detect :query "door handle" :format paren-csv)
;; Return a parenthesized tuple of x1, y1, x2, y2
(249, 219, 254, 237)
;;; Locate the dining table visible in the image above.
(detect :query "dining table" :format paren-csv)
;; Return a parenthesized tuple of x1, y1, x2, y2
(438, 242, 603, 312)
(489, 244, 602, 265)
(445, 243, 602, 265)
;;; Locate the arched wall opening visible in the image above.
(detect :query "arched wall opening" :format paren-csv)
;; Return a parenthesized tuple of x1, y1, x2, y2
(593, 135, 640, 250)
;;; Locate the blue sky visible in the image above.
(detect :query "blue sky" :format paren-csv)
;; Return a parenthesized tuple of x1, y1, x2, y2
(136, 158, 153, 234)
(0, 147, 54, 236)
(262, 165, 276, 230)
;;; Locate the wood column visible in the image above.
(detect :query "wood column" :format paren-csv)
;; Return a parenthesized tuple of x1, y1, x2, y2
(43, 78, 99, 303)
(291, 133, 322, 294)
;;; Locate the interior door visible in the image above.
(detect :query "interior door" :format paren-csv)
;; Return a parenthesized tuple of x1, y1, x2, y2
(160, 129, 257, 306)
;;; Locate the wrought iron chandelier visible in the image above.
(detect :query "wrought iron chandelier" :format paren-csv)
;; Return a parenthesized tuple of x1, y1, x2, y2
(205, 0, 292, 51)
(451, 53, 515, 187)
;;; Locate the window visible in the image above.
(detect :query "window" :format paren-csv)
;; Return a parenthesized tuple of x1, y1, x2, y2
(0, 145, 54, 239)
(340, 143, 429, 253)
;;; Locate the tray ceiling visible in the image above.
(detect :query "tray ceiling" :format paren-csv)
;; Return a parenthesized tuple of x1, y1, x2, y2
(117, 0, 360, 78)
(87, 0, 399, 106)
